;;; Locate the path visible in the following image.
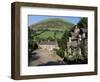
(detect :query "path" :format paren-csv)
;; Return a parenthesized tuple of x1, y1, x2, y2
(29, 49, 65, 66)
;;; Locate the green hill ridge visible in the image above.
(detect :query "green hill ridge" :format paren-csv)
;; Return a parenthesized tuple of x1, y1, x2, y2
(30, 18, 74, 31)
(29, 18, 75, 40)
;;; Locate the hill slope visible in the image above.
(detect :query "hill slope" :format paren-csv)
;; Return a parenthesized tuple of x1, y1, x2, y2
(30, 18, 74, 31)
(29, 18, 74, 40)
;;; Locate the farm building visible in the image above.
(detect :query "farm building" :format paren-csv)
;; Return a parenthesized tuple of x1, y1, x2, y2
(38, 40, 59, 51)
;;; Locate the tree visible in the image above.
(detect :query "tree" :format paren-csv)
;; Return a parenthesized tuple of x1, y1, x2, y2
(56, 30, 70, 58)
(77, 17, 88, 61)
(47, 36, 54, 41)
(54, 31, 57, 40)
(60, 30, 70, 50)
(77, 18, 88, 28)
(28, 27, 38, 51)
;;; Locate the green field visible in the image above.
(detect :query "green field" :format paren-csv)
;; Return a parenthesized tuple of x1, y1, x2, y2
(34, 31, 64, 40)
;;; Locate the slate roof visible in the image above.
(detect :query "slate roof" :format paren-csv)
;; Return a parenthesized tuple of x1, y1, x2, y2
(80, 28, 87, 33)
(39, 41, 57, 45)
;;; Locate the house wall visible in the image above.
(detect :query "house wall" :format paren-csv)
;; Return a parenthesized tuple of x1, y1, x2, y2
(39, 44, 56, 50)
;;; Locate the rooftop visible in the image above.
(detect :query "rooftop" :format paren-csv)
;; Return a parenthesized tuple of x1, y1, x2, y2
(39, 41, 57, 45)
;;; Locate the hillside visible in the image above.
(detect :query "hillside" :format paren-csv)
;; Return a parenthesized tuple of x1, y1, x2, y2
(30, 18, 74, 31)
(29, 18, 74, 40)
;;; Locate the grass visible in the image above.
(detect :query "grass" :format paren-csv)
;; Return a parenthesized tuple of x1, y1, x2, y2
(34, 30, 64, 40)
(38, 31, 54, 39)
(48, 28, 65, 31)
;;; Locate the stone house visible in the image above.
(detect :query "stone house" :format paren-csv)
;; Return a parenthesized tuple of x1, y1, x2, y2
(39, 40, 59, 51)
(67, 25, 87, 56)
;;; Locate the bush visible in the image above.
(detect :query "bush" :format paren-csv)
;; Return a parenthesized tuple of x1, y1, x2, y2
(56, 49, 65, 58)
(28, 41, 38, 52)
(64, 53, 87, 64)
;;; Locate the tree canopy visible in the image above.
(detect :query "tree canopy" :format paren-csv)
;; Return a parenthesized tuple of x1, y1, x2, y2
(77, 18, 88, 28)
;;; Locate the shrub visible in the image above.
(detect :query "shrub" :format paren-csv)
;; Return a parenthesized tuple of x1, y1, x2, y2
(56, 49, 65, 58)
